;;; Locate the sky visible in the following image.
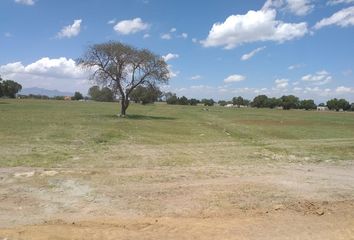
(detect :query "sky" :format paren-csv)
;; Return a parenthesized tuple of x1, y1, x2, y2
(0, 0, 354, 102)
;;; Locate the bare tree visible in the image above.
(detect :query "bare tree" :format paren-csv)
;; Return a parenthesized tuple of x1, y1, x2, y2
(78, 41, 169, 116)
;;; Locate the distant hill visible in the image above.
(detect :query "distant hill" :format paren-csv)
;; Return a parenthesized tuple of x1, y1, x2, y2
(19, 87, 74, 97)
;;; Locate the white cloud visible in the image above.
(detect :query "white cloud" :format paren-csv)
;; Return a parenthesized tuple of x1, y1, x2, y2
(190, 75, 202, 80)
(336, 86, 354, 93)
(14, 0, 35, 5)
(113, 18, 149, 35)
(288, 64, 303, 70)
(314, 6, 354, 29)
(201, 8, 308, 49)
(274, 78, 289, 88)
(327, 0, 354, 5)
(301, 70, 332, 85)
(167, 65, 179, 78)
(0, 57, 90, 92)
(143, 33, 150, 38)
(57, 19, 82, 39)
(162, 53, 179, 62)
(192, 38, 198, 43)
(285, 0, 314, 16)
(263, 0, 314, 16)
(107, 19, 116, 24)
(170, 28, 177, 32)
(241, 46, 266, 61)
(224, 74, 246, 83)
(161, 33, 172, 40)
(181, 33, 188, 39)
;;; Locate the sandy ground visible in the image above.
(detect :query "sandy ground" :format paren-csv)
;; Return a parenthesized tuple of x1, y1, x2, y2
(0, 161, 354, 239)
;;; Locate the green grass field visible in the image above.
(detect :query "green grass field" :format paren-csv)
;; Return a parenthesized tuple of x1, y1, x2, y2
(1, 99, 354, 167)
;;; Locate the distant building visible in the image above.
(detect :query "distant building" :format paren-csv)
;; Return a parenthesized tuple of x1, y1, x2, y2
(225, 104, 234, 108)
(317, 106, 329, 111)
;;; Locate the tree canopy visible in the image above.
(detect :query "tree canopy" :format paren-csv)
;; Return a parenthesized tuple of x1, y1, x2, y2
(78, 41, 169, 116)
(0, 77, 22, 98)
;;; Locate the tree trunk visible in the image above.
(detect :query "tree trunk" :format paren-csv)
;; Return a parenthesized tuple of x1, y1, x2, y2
(120, 98, 129, 117)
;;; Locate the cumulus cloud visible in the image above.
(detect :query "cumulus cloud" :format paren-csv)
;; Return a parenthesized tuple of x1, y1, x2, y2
(180, 33, 188, 39)
(190, 75, 202, 80)
(327, 0, 354, 5)
(263, 0, 314, 16)
(241, 46, 266, 61)
(314, 6, 354, 29)
(201, 8, 308, 49)
(0, 57, 90, 92)
(224, 74, 246, 83)
(274, 78, 289, 88)
(167, 65, 179, 78)
(162, 53, 179, 62)
(143, 33, 150, 38)
(170, 28, 177, 32)
(107, 19, 116, 24)
(113, 18, 149, 35)
(301, 70, 332, 85)
(285, 0, 314, 16)
(14, 0, 35, 5)
(161, 33, 172, 40)
(57, 19, 82, 39)
(192, 38, 198, 43)
(288, 64, 303, 70)
(336, 86, 354, 93)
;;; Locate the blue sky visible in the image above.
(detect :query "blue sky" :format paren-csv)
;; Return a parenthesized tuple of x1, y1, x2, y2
(1, 0, 354, 102)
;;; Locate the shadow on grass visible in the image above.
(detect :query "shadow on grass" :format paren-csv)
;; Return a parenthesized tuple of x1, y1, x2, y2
(0, 102, 9, 105)
(127, 114, 176, 120)
(102, 114, 176, 120)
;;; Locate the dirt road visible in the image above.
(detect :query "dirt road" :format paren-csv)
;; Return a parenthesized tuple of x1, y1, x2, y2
(1, 161, 354, 239)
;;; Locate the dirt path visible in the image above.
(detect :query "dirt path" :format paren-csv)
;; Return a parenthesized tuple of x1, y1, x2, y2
(1, 161, 354, 239)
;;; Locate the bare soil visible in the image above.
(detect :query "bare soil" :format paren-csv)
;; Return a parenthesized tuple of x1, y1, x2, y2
(1, 161, 354, 239)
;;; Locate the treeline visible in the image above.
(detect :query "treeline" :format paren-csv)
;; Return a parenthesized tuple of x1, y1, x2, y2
(164, 92, 354, 111)
(18, 92, 85, 101)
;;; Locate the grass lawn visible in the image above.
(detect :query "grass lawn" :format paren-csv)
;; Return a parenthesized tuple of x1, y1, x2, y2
(1, 99, 354, 167)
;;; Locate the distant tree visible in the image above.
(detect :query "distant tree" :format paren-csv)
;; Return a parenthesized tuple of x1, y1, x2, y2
(88, 86, 114, 102)
(189, 98, 199, 106)
(327, 98, 350, 111)
(338, 98, 351, 111)
(0, 79, 22, 98)
(178, 96, 189, 105)
(166, 93, 178, 105)
(252, 95, 268, 108)
(267, 97, 281, 109)
(218, 100, 227, 106)
(350, 103, 354, 111)
(78, 41, 169, 116)
(201, 98, 215, 106)
(72, 91, 84, 100)
(232, 96, 245, 106)
(318, 103, 325, 107)
(130, 84, 162, 104)
(243, 99, 251, 106)
(0, 76, 3, 97)
(299, 99, 317, 110)
(280, 95, 300, 110)
(99, 87, 115, 102)
(54, 96, 65, 100)
(88, 86, 100, 100)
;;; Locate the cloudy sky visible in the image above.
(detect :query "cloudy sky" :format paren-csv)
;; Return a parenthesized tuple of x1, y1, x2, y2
(1, 0, 354, 102)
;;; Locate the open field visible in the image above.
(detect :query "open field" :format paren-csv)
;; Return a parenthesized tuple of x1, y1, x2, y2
(1, 99, 354, 239)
